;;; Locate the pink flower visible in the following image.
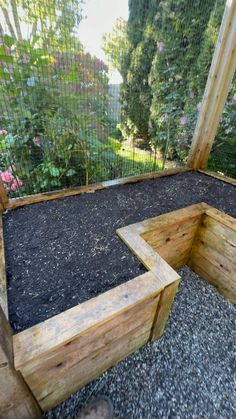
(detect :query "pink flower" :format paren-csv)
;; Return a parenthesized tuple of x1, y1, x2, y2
(158, 41, 164, 52)
(5, 47, 11, 56)
(197, 101, 202, 111)
(1, 171, 14, 183)
(10, 178, 23, 191)
(180, 116, 188, 126)
(189, 91, 195, 99)
(0, 130, 7, 135)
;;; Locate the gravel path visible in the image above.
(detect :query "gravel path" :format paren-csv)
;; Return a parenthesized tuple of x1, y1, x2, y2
(45, 267, 236, 419)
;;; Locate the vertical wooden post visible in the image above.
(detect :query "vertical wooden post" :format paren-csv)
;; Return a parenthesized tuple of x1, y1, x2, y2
(150, 280, 180, 341)
(0, 178, 8, 210)
(188, 0, 236, 169)
(0, 306, 42, 418)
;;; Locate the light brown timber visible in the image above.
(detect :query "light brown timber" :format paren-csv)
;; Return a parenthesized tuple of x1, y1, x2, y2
(0, 178, 8, 210)
(198, 169, 236, 186)
(14, 271, 163, 410)
(7, 167, 191, 210)
(188, 0, 236, 169)
(0, 214, 8, 318)
(151, 280, 180, 341)
(0, 306, 42, 418)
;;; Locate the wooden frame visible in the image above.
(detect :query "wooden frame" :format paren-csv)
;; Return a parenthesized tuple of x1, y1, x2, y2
(117, 203, 236, 305)
(188, 0, 236, 169)
(1, 201, 235, 415)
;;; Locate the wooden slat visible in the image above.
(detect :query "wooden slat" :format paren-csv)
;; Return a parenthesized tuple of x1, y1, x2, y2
(0, 178, 8, 209)
(198, 169, 236, 186)
(196, 215, 236, 264)
(15, 294, 159, 410)
(0, 214, 8, 318)
(116, 226, 180, 287)
(7, 167, 191, 210)
(151, 280, 180, 341)
(14, 271, 163, 369)
(0, 306, 41, 418)
(188, 0, 236, 169)
(189, 212, 236, 304)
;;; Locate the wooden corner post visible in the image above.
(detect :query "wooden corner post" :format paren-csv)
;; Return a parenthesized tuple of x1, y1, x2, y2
(0, 178, 8, 211)
(0, 306, 42, 418)
(188, 0, 236, 170)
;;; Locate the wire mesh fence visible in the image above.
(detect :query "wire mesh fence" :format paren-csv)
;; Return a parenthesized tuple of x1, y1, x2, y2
(0, 0, 228, 197)
(207, 73, 236, 178)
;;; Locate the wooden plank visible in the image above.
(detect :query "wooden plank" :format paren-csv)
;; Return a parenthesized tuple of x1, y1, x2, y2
(196, 216, 236, 264)
(0, 214, 8, 318)
(0, 306, 42, 418)
(14, 271, 163, 369)
(189, 256, 236, 305)
(151, 280, 180, 341)
(15, 294, 159, 410)
(7, 167, 191, 210)
(198, 169, 236, 186)
(142, 217, 201, 268)
(0, 178, 8, 209)
(190, 240, 236, 304)
(204, 207, 236, 231)
(116, 226, 180, 287)
(188, 0, 236, 169)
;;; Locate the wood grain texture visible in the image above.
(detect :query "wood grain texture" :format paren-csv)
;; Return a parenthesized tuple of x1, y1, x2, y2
(0, 178, 8, 209)
(7, 168, 191, 210)
(14, 272, 162, 410)
(188, 0, 236, 169)
(198, 170, 236, 186)
(151, 280, 180, 341)
(0, 306, 42, 418)
(189, 213, 236, 304)
(0, 214, 8, 318)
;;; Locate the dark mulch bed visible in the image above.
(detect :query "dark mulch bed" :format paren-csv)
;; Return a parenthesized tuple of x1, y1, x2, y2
(3, 171, 236, 332)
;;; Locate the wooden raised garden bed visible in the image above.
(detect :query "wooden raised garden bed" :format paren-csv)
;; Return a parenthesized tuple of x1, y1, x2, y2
(0, 201, 235, 416)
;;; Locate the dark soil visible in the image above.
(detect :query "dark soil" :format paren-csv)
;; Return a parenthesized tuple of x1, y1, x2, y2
(3, 172, 236, 332)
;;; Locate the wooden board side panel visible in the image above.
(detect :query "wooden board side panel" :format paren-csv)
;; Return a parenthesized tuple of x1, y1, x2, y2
(0, 307, 41, 418)
(151, 280, 180, 341)
(141, 215, 202, 269)
(18, 293, 160, 411)
(0, 214, 8, 318)
(189, 214, 236, 304)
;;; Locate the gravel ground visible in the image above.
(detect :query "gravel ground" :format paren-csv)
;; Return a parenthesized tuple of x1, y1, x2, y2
(45, 267, 236, 419)
(2, 171, 236, 418)
(3, 171, 236, 332)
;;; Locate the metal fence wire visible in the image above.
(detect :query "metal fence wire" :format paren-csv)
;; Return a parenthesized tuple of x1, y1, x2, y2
(0, 0, 233, 197)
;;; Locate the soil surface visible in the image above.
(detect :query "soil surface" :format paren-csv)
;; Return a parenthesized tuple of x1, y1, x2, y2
(3, 171, 236, 332)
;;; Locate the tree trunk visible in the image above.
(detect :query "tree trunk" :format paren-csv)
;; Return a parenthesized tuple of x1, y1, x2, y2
(1, 6, 16, 40)
(10, 0, 23, 41)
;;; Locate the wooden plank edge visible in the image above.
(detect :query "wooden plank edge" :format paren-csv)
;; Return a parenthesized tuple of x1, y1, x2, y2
(0, 178, 9, 209)
(13, 271, 163, 370)
(0, 213, 8, 318)
(198, 169, 236, 186)
(7, 167, 191, 210)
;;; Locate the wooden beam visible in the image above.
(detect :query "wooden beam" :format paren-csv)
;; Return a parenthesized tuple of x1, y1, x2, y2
(0, 178, 8, 210)
(188, 0, 236, 169)
(0, 214, 8, 318)
(7, 167, 191, 210)
(0, 306, 42, 418)
(198, 169, 236, 186)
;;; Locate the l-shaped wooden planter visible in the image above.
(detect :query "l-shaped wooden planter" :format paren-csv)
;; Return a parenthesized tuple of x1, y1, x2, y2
(0, 202, 235, 416)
